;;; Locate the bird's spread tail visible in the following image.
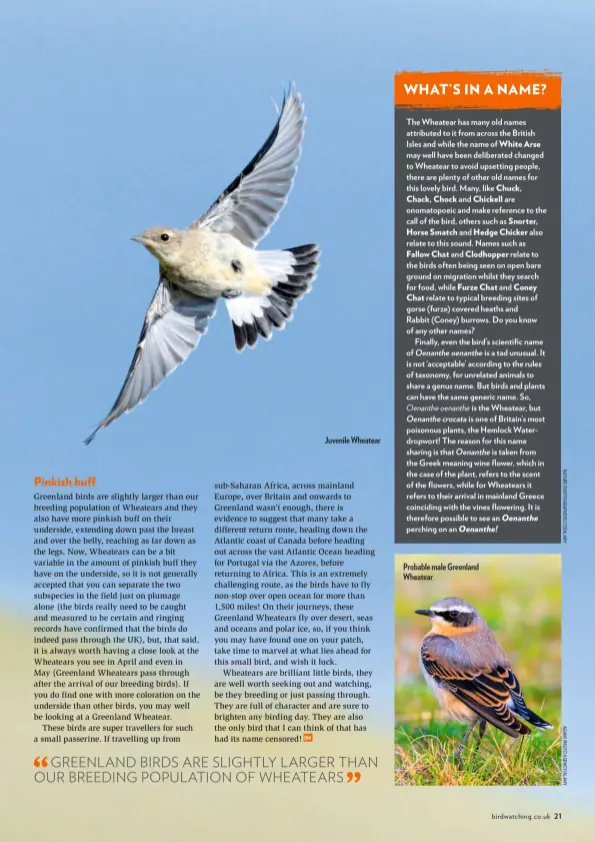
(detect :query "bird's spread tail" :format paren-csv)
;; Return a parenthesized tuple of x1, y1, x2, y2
(225, 244, 319, 351)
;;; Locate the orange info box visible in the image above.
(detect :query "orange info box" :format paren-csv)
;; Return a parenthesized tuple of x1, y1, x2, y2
(394, 71, 561, 110)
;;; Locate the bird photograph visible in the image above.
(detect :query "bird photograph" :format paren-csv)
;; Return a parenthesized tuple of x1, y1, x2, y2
(394, 555, 561, 786)
(84, 86, 319, 444)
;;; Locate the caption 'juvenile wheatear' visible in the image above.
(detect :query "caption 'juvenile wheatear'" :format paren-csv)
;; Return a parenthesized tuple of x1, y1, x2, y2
(85, 87, 319, 444)
(415, 597, 552, 756)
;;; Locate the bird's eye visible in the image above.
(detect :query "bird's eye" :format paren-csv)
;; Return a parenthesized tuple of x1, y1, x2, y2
(160, 233, 170, 242)
(446, 611, 458, 620)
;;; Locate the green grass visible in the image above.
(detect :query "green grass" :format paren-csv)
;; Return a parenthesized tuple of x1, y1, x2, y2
(394, 718, 561, 786)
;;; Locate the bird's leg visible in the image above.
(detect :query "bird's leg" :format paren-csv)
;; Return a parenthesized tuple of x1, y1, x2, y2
(454, 721, 476, 762)
(473, 719, 487, 756)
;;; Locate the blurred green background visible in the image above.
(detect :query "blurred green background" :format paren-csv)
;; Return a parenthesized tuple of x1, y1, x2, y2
(394, 555, 561, 785)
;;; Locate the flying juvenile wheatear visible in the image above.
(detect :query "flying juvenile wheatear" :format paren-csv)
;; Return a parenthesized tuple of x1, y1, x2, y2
(415, 597, 552, 757)
(85, 87, 319, 444)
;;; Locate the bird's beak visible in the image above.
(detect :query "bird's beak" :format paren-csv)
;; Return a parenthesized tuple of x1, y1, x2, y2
(415, 609, 432, 616)
(130, 234, 148, 245)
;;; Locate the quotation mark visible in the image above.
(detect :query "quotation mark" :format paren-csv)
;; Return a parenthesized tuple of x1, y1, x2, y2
(346, 772, 361, 783)
(34, 757, 48, 767)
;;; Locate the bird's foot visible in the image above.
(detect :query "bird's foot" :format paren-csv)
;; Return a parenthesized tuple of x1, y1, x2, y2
(453, 741, 470, 769)
(453, 722, 476, 767)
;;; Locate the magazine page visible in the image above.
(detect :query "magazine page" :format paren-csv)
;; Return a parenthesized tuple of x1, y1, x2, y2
(2, 1, 593, 840)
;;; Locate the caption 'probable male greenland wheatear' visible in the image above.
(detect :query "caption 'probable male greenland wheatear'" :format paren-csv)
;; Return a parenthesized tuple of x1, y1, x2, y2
(415, 597, 553, 757)
(84, 87, 319, 444)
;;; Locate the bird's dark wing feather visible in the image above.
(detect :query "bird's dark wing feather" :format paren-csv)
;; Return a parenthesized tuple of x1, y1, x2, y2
(84, 277, 217, 444)
(193, 88, 305, 247)
(421, 636, 530, 738)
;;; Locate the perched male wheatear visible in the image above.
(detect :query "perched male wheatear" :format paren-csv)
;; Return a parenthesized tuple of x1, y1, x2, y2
(415, 597, 552, 756)
(85, 87, 319, 444)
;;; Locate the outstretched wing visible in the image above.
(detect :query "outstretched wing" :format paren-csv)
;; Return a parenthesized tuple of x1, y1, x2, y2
(84, 279, 217, 444)
(421, 636, 531, 738)
(193, 87, 305, 247)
